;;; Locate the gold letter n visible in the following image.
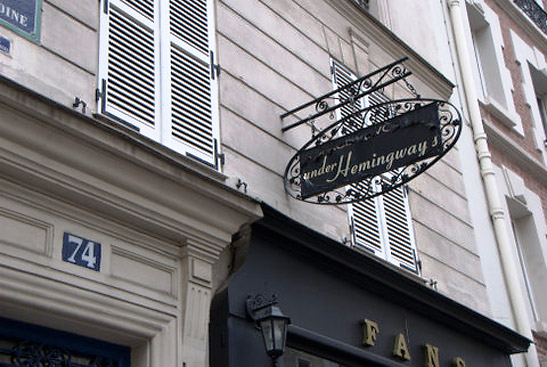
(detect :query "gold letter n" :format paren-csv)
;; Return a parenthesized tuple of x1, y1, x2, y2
(424, 344, 440, 367)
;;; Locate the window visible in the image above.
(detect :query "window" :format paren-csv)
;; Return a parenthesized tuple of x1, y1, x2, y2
(465, 1, 522, 134)
(511, 30, 547, 151)
(531, 66, 547, 147)
(466, 2, 507, 105)
(331, 60, 419, 273)
(97, 0, 220, 166)
(500, 166, 547, 329)
(536, 95, 547, 145)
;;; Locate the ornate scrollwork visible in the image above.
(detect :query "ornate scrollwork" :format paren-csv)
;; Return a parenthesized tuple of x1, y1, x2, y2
(283, 98, 462, 205)
(2, 340, 119, 367)
(11, 342, 71, 366)
(281, 57, 414, 133)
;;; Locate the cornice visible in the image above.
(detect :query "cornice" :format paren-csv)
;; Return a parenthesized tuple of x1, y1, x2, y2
(0, 76, 262, 254)
(483, 120, 547, 186)
(325, 0, 455, 100)
(493, 0, 547, 52)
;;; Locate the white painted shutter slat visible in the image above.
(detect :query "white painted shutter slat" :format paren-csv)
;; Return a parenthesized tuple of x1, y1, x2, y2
(352, 196, 384, 255)
(170, 0, 209, 55)
(332, 61, 363, 133)
(121, 0, 154, 20)
(170, 45, 214, 158)
(168, 0, 217, 164)
(104, 1, 156, 128)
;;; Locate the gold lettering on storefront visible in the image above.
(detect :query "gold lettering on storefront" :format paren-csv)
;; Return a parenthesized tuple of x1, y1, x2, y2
(393, 333, 411, 361)
(362, 319, 380, 347)
(425, 344, 440, 367)
(360, 319, 467, 367)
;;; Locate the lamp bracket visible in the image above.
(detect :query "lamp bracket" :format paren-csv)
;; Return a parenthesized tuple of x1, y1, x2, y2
(246, 294, 279, 321)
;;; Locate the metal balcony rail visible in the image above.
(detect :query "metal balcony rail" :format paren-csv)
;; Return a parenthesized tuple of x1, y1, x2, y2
(353, 0, 370, 11)
(514, 0, 547, 35)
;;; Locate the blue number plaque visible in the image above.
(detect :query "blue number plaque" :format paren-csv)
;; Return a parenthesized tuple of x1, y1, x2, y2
(0, 35, 10, 54)
(62, 232, 102, 272)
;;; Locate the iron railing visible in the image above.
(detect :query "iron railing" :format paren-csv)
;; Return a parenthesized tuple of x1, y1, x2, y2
(514, 0, 547, 35)
(353, 0, 369, 11)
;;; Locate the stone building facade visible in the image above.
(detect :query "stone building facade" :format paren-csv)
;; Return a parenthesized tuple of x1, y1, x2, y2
(0, 0, 540, 366)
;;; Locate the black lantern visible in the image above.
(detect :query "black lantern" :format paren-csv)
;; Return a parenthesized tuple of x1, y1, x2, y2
(247, 295, 291, 364)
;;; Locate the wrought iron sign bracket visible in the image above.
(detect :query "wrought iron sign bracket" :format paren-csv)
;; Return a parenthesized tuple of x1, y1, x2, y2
(280, 57, 463, 205)
(280, 57, 412, 133)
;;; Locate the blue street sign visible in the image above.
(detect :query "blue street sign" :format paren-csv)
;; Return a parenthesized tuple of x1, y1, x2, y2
(0, 0, 41, 42)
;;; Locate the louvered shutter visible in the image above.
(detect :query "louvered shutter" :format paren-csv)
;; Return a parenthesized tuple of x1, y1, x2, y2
(349, 182, 385, 256)
(331, 61, 419, 273)
(98, 0, 159, 139)
(167, 0, 218, 165)
(331, 61, 386, 256)
(98, 0, 219, 165)
(370, 91, 418, 272)
(379, 180, 418, 272)
(331, 60, 363, 133)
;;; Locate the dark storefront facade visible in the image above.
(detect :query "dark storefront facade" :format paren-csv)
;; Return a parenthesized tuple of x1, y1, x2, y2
(210, 204, 530, 367)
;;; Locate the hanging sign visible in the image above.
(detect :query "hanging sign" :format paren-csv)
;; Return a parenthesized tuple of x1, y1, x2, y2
(299, 102, 441, 199)
(284, 99, 462, 204)
(0, 0, 41, 42)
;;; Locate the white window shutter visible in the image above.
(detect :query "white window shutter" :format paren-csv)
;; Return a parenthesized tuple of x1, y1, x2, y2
(380, 183, 419, 272)
(98, 0, 160, 140)
(349, 183, 385, 257)
(98, 0, 219, 166)
(167, 0, 219, 165)
(330, 60, 419, 273)
(331, 60, 363, 133)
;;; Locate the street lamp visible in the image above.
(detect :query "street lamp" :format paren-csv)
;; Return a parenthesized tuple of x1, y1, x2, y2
(247, 294, 291, 365)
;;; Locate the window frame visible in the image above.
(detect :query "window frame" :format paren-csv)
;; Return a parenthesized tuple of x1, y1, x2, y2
(97, 0, 221, 167)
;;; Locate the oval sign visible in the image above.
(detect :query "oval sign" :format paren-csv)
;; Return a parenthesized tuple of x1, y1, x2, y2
(284, 98, 462, 204)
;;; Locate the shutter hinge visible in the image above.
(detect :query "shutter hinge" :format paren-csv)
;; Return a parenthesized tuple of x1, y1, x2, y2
(96, 79, 107, 113)
(95, 87, 103, 102)
(103, 0, 109, 14)
(96, 79, 106, 101)
(214, 139, 225, 168)
(210, 51, 221, 80)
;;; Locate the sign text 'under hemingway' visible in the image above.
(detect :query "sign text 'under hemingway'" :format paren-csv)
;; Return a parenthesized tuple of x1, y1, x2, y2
(299, 103, 441, 199)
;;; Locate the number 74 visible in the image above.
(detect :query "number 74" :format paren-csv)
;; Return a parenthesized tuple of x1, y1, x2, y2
(66, 234, 97, 269)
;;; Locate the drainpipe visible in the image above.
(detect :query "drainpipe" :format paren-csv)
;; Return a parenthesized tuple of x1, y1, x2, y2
(446, 1, 539, 366)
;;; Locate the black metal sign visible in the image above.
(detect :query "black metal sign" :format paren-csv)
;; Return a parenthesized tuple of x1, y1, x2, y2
(284, 99, 462, 204)
(299, 103, 441, 199)
(281, 58, 462, 205)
